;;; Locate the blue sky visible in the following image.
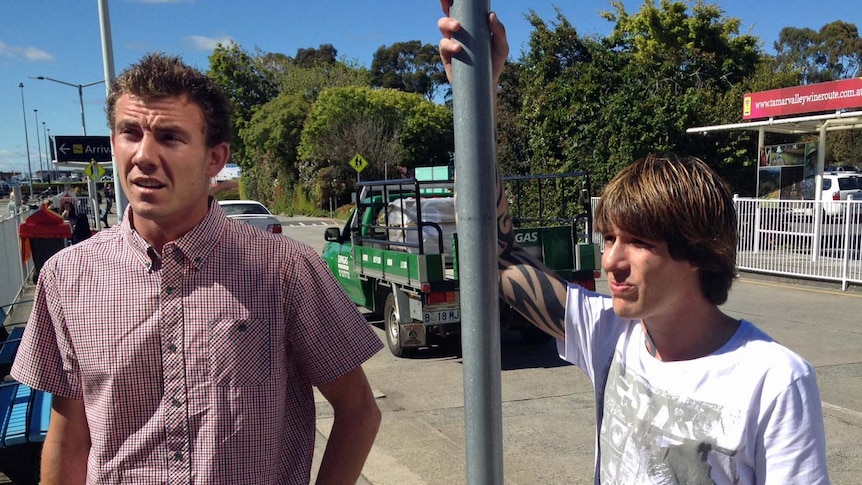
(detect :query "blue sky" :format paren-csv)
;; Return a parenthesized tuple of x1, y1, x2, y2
(1, 0, 857, 175)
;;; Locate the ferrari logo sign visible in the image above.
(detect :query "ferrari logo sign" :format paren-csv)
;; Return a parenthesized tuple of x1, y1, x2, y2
(349, 154, 369, 174)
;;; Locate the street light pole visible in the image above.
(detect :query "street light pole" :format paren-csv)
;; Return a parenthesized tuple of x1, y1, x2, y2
(34, 109, 44, 180)
(18, 83, 34, 196)
(29, 76, 105, 136)
(43, 122, 50, 181)
(47, 128, 56, 181)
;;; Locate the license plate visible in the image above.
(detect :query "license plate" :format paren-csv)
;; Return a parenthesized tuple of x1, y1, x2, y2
(423, 309, 460, 323)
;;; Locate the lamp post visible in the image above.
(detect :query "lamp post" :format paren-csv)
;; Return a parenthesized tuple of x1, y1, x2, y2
(34, 109, 44, 181)
(29, 76, 105, 136)
(43, 122, 50, 182)
(47, 128, 55, 181)
(18, 83, 34, 196)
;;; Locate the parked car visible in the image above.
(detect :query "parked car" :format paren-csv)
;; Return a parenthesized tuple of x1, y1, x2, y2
(217, 200, 282, 233)
(799, 173, 862, 217)
(825, 165, 860, 173)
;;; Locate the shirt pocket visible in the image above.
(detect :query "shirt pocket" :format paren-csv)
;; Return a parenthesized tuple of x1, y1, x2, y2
(208, 319, 271, 387)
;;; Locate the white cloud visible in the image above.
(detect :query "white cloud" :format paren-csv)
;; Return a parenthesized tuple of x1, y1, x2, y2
(0, 149, 28, 175)
(183, 35, 235, 52)
(0, 41, 54, 62)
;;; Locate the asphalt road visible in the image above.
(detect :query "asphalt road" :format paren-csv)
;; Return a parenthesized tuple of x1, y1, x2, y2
(284, 215, 862, 485)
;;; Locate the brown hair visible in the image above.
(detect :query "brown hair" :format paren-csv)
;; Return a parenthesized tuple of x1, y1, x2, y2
(106, 52, 232, 147)
(595, 154, 737, 305)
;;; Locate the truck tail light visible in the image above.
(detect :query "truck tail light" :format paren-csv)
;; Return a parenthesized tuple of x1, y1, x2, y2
(831, 192, 840, 201)
(426, 291, 456, 305)
(268, 224, 283, 233)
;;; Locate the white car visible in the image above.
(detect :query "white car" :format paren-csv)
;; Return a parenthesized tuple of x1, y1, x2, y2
(799, 173, 862, 217)
(218, 200, 283, 233)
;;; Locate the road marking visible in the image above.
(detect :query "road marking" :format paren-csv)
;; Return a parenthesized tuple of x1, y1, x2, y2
(281, 220, 340, 227)
(736, 277, 862, 298)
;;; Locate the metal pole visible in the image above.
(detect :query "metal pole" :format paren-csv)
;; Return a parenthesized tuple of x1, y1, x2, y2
(34, 109, 44, 181)
(98, 0, 127, 220)
(19, 83, 34, 196)
(43, 122, 50, 181)
(47, 128, 55, 181)
(450, 1, 503, 484)
(78, 85, 88, 136)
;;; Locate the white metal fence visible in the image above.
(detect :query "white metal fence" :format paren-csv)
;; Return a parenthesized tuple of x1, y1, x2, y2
(0, 211, 34, 313)
(590, 196, 862, 291)
(735, 197, 861, 290)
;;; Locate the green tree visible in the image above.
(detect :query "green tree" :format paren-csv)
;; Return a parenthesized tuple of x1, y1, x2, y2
(298, 87, 453, 205)
(238, 94, 310, 209)
(207, 43, 280, 168)
(294, 44, 338, 67)
(371, 41, 448, 100)
(775, 21, 862, 83)
(279, 58, 371, 102)
(509, 1, 762, 191)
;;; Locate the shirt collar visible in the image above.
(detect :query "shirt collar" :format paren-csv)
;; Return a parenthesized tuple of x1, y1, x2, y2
(121, 198, 228, 271)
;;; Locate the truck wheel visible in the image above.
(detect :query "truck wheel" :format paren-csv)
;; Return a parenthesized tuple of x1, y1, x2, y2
(384, 293, 414, 357)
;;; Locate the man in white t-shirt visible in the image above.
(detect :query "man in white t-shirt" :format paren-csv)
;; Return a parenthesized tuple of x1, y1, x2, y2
(438, 3, 829, 483)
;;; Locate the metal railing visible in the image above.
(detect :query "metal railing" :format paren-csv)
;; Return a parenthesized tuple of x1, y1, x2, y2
(0, 211, 34, 310)
(735, 197, 861, 290)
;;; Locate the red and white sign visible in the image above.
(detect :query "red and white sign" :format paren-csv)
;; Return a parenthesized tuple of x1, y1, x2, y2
(743, 78, 862, 120)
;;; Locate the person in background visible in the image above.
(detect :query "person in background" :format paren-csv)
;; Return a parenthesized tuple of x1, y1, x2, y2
(12, 52, 383, 485)
(6, 196, 17, 217)
(100, 183, 114, 227)
(438, 3, 829, 483)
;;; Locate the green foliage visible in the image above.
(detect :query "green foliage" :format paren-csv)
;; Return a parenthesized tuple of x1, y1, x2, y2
(279, 58, 371, 103)
(371, 40, 448, 100)
(238, 93, 310, 204)
(509, 1, 765, 192)
(294, 44, 338, 67)
(207, 43, 280, 169)
(298, 87, 453, 207)
(775, 21, 862, 83)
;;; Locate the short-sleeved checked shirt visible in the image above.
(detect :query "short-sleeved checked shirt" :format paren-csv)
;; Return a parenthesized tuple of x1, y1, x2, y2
(11, 202, 383, 484)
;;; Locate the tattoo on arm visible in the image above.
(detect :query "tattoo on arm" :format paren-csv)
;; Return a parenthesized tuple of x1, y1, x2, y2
(495, 166, 567, 339)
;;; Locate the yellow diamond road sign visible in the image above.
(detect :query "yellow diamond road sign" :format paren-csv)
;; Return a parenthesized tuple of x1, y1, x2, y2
(349, 154, 368, 173)
(83, 161, 106, 180)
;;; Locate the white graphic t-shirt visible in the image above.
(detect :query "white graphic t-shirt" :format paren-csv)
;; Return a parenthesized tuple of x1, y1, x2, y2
(558, 286, 829, 485)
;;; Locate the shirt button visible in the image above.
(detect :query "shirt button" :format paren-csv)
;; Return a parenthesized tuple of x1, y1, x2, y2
(173, 451, 183, 461)
(165, 286, 174, 294)
(237, 322, 248, 332)
(166, 343, 177, 353)
(171, 398, 182, 407)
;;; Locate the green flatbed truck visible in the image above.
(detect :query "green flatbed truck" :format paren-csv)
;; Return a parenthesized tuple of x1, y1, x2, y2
(322, 171, 601, 357)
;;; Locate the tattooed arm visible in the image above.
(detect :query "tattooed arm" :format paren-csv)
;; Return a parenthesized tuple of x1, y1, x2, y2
(439, 3, 569, 339)
(494, 167, 568, 339)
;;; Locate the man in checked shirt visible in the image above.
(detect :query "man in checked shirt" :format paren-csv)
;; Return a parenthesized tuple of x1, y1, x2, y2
(12, 53, 384, 484)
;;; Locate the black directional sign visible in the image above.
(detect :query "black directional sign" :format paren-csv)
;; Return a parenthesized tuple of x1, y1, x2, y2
(54, 135, 113, 163)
